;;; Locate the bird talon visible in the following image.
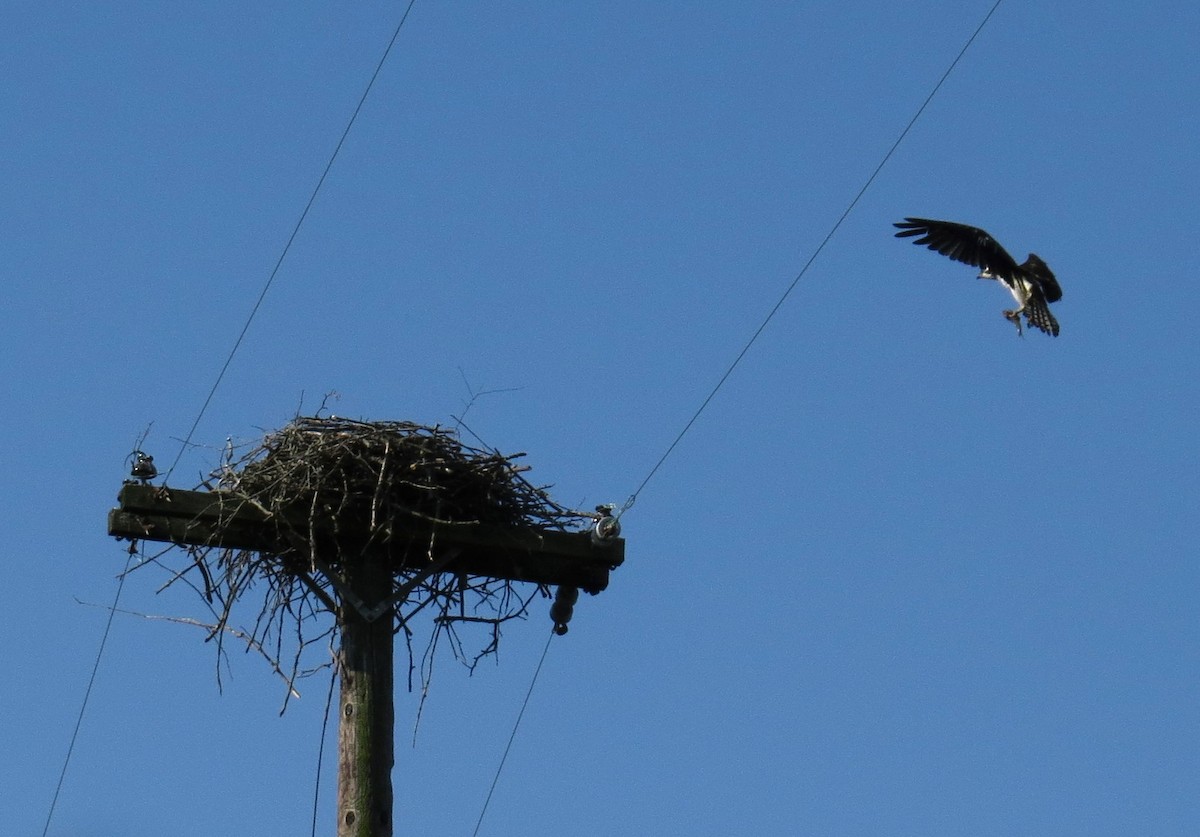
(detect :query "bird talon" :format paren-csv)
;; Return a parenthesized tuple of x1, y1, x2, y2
(1003, 310, 1024, 337)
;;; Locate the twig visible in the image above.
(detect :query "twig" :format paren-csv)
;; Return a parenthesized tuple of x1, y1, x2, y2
(73, 598, 306, 698)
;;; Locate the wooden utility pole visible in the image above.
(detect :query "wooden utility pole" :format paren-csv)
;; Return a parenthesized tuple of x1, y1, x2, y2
(337, 551, 395, 837)
(109, 483, 623, 836)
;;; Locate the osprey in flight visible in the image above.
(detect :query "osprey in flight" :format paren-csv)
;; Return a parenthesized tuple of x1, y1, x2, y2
(894, 217, 1062, 337)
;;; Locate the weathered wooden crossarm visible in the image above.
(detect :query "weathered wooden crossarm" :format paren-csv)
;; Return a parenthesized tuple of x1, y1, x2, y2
(108, 484, 624, 593)
(108, 507, 282, 552)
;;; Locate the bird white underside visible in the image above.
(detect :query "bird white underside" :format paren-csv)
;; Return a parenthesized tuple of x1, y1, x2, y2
(979, 270, 1033, 308)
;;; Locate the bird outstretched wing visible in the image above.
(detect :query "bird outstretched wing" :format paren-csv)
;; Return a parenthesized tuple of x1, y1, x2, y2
(893, 217, 1021, 280)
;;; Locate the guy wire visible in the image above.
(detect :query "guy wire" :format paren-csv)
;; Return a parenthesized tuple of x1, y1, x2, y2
(310, 666, 339, 837)
(162, 0, 420, 485)
(46, 4, 420, 831)
(618, 0, 1006, 519)
(471, 628, 556, 836)
(41, 552, 134, 836)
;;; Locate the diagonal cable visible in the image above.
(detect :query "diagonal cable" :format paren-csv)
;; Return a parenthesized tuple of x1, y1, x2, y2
(41, 553, 134, 836)
(163, 0, 420, 484)
(46, 4, 421, 831)
(619, 0, 1006, 517)
(471, 629, 556, 836)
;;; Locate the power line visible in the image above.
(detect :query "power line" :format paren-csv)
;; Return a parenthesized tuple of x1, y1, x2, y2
(49, 4, 1003, 829)
(41, 553, 134, 836)
(471, 629, 556, 836)
(45, 5, 421, 830)
(162, 0, 420, 485)
(466, 6, 1008, 829)
(618, 0, 1006, 519)
(310, 667, 339, 837)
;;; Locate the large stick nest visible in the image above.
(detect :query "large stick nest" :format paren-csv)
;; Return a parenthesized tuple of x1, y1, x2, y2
(223, 416, 590, 568)
(151, 416, 596, 710)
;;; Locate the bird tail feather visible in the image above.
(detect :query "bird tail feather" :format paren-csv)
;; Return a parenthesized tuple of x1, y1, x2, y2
(1024, 299, 1060, 337)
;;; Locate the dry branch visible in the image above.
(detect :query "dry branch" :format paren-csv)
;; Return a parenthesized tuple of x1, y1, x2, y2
(138, 416, 595, 707)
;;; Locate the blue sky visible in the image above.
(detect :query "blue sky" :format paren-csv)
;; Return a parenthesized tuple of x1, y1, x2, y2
(5, 2, 1198, 835)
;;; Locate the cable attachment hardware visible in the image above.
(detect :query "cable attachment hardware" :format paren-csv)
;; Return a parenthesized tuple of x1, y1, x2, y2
(550, 585, 579, 636)
(591, 504, 621, 545)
